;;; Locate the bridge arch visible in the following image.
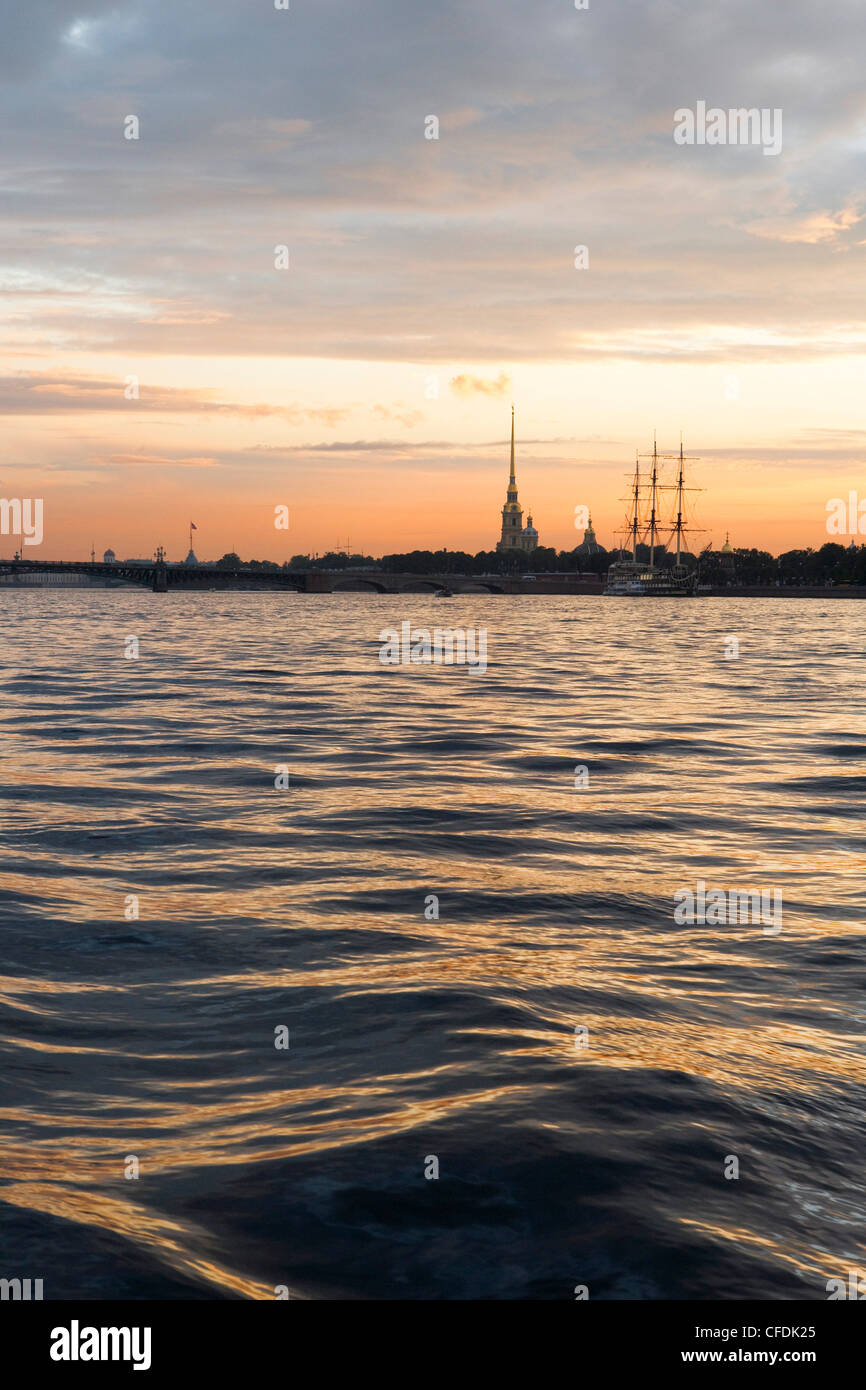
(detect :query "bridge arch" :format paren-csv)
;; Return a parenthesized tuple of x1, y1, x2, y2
(453, 581, 504, 594)
(330, 577, 390, 593)
(397, 579, 452, 593)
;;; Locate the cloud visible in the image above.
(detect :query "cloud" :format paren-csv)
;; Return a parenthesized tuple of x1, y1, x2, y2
(254, 439, 455, 454)
(743, 204, 863, 244)
(214, 118, 313, 143)
(94, 453, 218, 468)
(372, 404, 425, 427)
(0, 372, 349, 424)
(449, 372, 512, 398)
(145, 308, 233, 326)
(1, 0, 865, 371)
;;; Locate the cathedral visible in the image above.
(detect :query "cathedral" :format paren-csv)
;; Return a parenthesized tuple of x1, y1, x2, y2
(575, 515, 600, 556)
(496, 406, 539, 553)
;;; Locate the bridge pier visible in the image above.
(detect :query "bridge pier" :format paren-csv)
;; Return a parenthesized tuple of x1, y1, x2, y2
(152, 547, 168, 592)
(300, 571, 334, 592)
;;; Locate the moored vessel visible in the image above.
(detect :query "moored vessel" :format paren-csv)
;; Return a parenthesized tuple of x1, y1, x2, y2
(605, 561, 697, 596)
(605, 436, 702, 596)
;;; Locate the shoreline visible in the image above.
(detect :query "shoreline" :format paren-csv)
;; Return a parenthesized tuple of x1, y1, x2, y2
(2, 577, 864, 598)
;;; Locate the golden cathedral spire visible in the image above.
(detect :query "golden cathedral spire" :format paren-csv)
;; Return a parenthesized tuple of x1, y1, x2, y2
(496, 404, 539, 554)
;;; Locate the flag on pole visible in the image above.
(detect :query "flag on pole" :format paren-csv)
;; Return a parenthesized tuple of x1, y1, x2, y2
(190, 521, 198, 530)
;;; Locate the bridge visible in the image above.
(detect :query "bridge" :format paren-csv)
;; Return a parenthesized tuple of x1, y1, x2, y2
(0, 557, 544, 594)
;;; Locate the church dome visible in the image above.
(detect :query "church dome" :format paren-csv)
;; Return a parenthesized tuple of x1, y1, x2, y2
(576, 514, 599, 554)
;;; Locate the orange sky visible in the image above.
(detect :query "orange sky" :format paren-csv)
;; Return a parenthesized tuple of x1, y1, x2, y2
(3, 352, 864, 560)
(2, 4, 865, 561)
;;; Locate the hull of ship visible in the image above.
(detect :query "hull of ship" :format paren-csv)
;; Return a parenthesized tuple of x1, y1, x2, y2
(604, 582, 696, 596)
(604, 565, 698, 597)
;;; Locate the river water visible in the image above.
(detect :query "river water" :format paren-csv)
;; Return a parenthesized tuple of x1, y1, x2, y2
(1, 591, 863, 1298)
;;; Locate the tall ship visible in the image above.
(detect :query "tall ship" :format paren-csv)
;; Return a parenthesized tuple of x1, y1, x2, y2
(605, 436, 702, 596)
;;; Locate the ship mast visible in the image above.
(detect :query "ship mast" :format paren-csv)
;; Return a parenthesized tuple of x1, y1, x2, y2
(637, 434, 702, 562)
(618, 435, 702, 565)
(648, 431, 659, 567)
(630, 452, 640, 562)
(674, 433, 685, 565)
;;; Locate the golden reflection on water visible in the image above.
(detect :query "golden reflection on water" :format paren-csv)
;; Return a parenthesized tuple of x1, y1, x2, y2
(2, 593, 865, 1296)
(1, 1183, 283, 1299)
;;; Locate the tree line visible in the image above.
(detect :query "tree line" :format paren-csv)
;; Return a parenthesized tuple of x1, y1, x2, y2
(210, 541, 866, 585)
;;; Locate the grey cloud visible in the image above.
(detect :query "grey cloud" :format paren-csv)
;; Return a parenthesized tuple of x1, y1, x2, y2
(1, 0, 865, 361)
(0, 372, 348, 423)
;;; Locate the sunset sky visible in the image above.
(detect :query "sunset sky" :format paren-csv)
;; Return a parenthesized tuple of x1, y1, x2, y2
(3, 0, 865, 560)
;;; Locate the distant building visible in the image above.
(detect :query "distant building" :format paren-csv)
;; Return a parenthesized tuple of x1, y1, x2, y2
(575, 515, 600, 556)
(496, 406, 539, 553)
(103, 549, 116, 563)
(184, 523, 199, 566)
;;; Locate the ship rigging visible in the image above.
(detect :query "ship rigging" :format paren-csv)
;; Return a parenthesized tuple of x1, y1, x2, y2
(606, 435, 704, 596)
